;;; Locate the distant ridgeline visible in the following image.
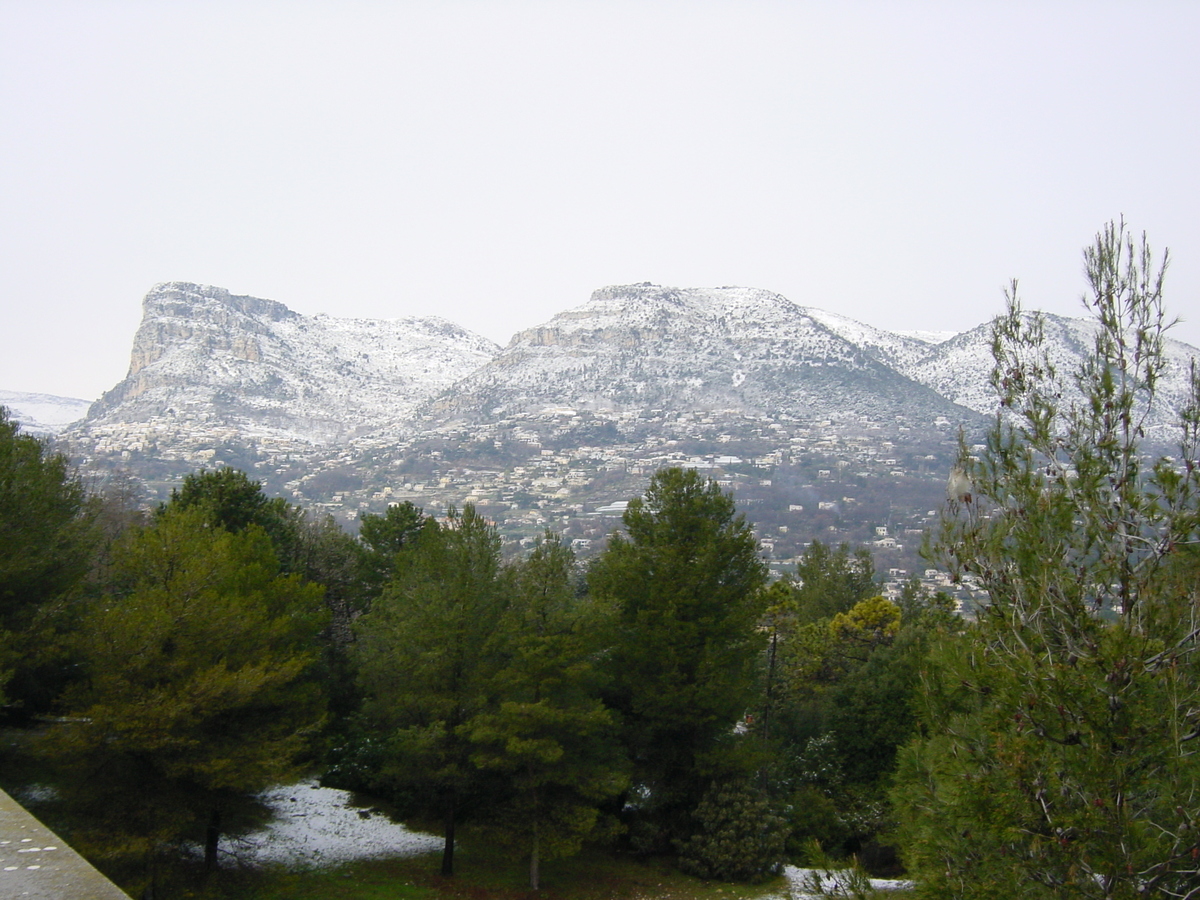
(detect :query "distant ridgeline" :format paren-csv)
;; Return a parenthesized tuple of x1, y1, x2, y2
(38, 280, 1200, 573)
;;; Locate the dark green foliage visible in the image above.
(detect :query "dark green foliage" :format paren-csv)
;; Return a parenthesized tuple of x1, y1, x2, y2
(466, 534, 628, 889)
(824, 591, 958, 786)
(163, 467, 305, 571)
(765, 559, 956, 860)
(289, 511, 367, 723)
(893, 222, 1200, 898)
(783, 785, 849, 861)
(355, 501, 426, 605)
(0, 406, 97, 710)
(166, 466, 273, 532)
(354, 505, 507, 876)
(45, 506, 329, 889)
(676, 778, 787, 883)
(792, 540, 876, 624)
(590, 467, 769, 850)
(165, 466, 365, 716)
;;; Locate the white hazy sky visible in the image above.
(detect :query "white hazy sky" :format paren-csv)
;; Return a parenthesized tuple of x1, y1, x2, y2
(2, 1, 1198, 402)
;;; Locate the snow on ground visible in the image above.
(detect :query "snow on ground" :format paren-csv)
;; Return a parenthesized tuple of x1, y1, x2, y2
(234, 780, 913, 895)
(233, 780, 441, 868)
(775, 865, 913, 898)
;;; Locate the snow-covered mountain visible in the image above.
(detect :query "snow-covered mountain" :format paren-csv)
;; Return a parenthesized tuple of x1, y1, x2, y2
(800, 308, 942, 373)
(424, 284, 975, 426)
(0, 391, 92, 436)
(903, 314, 1199, 443)
(58, 281, 1199, 460)
(80, 283, 500, 443)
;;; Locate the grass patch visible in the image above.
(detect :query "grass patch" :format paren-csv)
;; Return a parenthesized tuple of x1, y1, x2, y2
(194, 841, 798, 900)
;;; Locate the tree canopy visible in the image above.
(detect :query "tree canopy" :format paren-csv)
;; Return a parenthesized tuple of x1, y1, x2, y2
(353, 505, 508, 876)
(0, 406, 96, 710)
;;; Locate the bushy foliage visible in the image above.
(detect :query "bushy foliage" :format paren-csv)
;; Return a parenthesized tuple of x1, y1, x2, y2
(676, 778, 787, 883)
(45, 507, 328, 885)
(354, 504, 508, 876)
(466, 534, 627, 889)
(590, 467, 769, 847)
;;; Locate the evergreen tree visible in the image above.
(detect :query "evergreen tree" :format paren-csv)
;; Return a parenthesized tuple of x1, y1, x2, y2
(355, 501, 426, 606)
(589, 467, 769, 851)
(354, 505, 507, 877)
(466, 534, 628, 890)
(765, 562, 958, 860)
(46, 507, 328, 892)
(163, 467, 305, 571)
(791, 540, 876, 624)
(167, 466, 369, 721)
(0, 406, 97, 711)
(676, 778, 787, 883)
(892, 221, 1200, 898)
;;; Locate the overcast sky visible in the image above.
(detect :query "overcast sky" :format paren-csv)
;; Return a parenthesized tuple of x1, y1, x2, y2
(2, 1, 1198, 401)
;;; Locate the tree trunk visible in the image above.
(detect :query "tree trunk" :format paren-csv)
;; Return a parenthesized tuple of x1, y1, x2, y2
(441, 802, 456, 876)
(763, 627, 778, 744)
(204, 808, 221, 872)
(529, 826, 540, 891)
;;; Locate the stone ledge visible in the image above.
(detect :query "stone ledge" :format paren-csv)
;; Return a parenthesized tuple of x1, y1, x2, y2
(0, 788, 130, 899)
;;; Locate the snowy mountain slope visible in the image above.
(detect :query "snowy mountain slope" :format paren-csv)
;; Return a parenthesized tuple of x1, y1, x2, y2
(0, 391, 92, 436)
(424, 284, 979, 426)
(802, 308, 943, 372)
(60, 281, 1198, 461)
(80, 283, 500, 443)
(903, 313, 1199, 443)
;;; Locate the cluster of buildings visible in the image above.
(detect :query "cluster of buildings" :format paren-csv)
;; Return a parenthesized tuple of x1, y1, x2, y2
(66, 405, 988, 610)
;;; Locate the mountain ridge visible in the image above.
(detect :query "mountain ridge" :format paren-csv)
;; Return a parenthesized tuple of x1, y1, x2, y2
(83, 282, 500, 444)
(10, 280, 1195, 452)
(422, 284, 975, 428)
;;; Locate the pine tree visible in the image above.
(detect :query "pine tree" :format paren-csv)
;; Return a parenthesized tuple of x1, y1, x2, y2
(0, 406, 96, 711)
(356, 501, 426, 605)
(589, 467, 769, 851)
(466, 534, 628, 889)
(354, 504, 507, 877)
(47, 507, 328, 890)
(892, 221, 1200, 898)
(791, 540, 877, 624)
(676, 778, 787, 883)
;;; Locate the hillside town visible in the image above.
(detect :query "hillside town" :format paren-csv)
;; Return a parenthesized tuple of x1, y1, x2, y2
(65, 403, 987, 611)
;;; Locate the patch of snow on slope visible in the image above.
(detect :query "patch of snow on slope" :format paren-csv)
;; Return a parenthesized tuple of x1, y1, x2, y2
(0, 391, 92, 435)
(802, 309, 937, 372)
(896, 329, 958, 345)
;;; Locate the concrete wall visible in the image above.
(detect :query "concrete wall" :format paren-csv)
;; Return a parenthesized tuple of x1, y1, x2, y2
(0, 788, 130, 899)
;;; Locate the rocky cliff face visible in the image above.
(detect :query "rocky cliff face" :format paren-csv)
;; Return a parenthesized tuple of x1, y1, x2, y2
(84, 283, 501, 443)
(424, 284, 977, 426)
